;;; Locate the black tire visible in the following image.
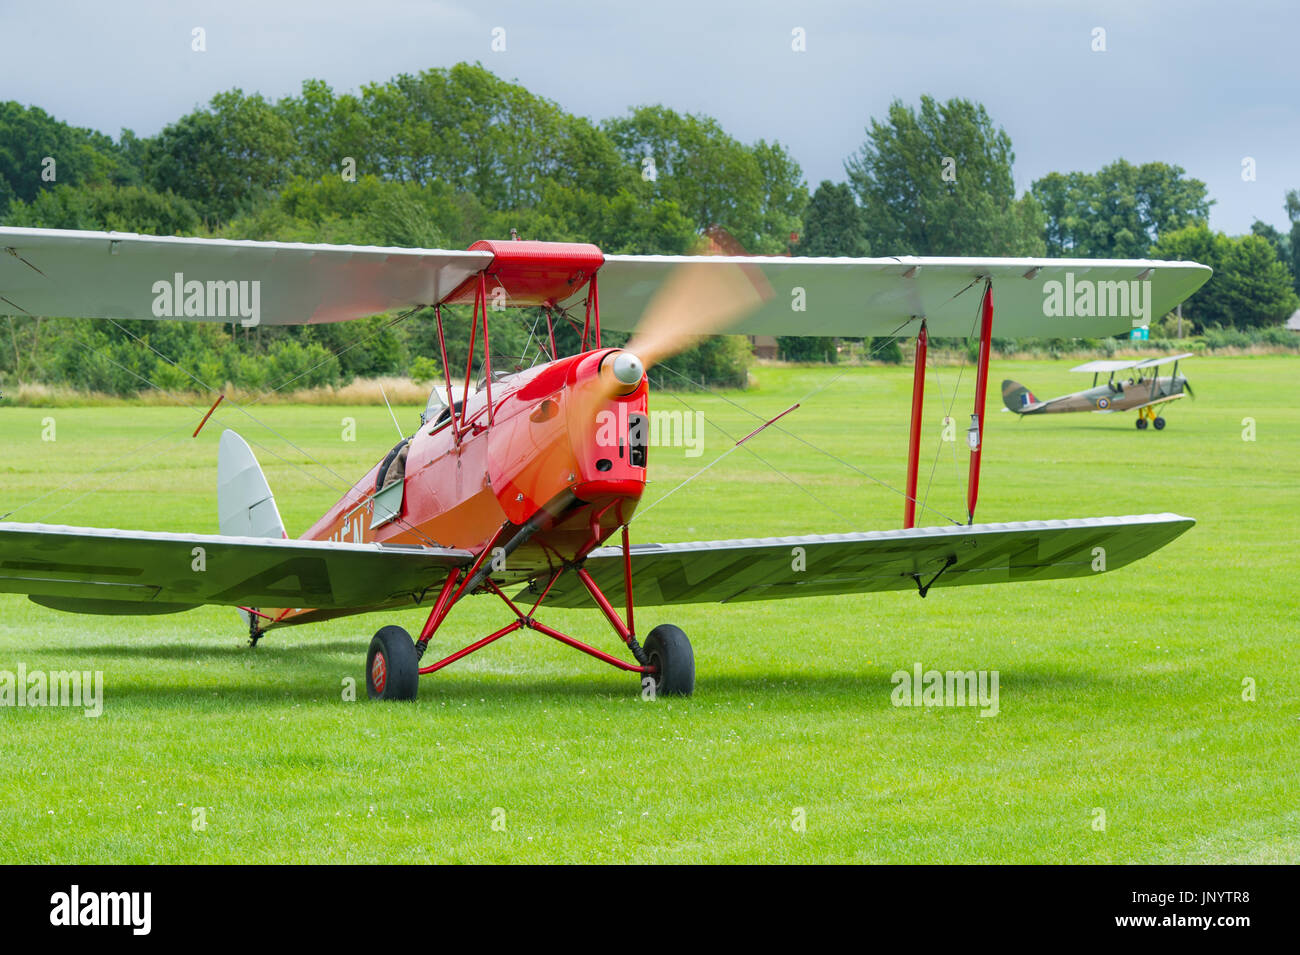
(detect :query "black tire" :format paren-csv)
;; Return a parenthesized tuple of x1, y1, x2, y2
(1153, 416, 1166, 430)
(1135, 417, 1148, 430)
(643, 624, 695, 696)
(366, 625, 419, 701)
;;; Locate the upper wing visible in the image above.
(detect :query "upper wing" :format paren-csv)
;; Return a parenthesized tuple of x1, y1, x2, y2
(1071, 358, 1144, 373)
(529, 514, 1194, 607)
(1, 227, 1211, 339)
(0, 227, 490, 326)
(0, 521, 472, 615)
(1072, 353, 1195, 374)
(1133, 352, 1194, 369)
(584, 255, 1212, 339)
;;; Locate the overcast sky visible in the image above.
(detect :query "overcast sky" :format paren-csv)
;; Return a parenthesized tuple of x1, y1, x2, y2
(4, 0, 1295, 236)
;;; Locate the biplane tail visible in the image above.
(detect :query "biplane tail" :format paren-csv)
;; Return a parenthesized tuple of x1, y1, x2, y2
(217, 430, 288, 540)
(1001, 380, 1041, 414)
(217, 430, 288, 633)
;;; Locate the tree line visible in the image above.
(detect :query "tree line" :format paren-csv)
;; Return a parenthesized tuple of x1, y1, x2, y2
(1, 65, 1295, 395)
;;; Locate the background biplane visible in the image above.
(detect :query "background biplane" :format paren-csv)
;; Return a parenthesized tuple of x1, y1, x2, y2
(1002, 353, 1194, 430)
(0, 227, 1210, 698)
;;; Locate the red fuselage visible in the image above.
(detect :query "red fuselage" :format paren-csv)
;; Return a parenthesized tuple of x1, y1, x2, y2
(291, 349, 648, 611)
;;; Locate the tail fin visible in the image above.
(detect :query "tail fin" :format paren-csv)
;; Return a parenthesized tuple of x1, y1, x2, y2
(217, 430, 287, 540)
(1001, 379, 1038, 414)
(218, 430, 286, 635)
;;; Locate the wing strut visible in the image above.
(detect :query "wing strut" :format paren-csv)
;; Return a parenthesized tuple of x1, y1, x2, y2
(434, 305, 462, 444)
(903, 319, 928, 529)
(911, 553, 957, 597)
(965, 281, 994, 523)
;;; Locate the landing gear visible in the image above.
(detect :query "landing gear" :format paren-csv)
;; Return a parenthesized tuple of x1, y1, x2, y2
(364, 521, 689, 700)
(366, 625, 419, 701)
(643, 624, 695, 696)
(1136, 406, 1165, 431)
(244, 607, 264, 647)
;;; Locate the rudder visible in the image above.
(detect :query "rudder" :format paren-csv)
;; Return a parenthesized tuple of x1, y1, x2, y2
(217, 430, 287, 635)
(1001, 379, 1038, 413)
(217, 429, 287, 539)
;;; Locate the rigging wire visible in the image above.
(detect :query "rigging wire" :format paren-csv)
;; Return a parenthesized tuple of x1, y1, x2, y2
(35, 430, 197, 522)
(635, 390, 852, 525)
(919, 291, 985, 521)
(105, 315, 403, 487)
(644, 325, 965, 527)
(0, 428, 189, 521)
(6, 322, 443, 547)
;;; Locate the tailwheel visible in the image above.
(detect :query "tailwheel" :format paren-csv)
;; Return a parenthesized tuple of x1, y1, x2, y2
(643, 624, 695, 696)
(1153, 416, 1166, 430)
(366, 625, 419, 701)
(1135, 416, 1148, 430)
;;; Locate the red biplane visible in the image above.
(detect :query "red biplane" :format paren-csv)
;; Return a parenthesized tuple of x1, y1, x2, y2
(0, 227, 1210, 698)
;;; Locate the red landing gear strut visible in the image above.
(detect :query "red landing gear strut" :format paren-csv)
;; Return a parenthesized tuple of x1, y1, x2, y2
(364, 525, 695, 701)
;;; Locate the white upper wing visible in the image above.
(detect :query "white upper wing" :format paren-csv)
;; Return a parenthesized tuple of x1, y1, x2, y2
(0, 227, 1212, 338)
(584, 255, 1212, 339)
(0, 227, 490, 326)
(1071, 358, 1145, 373)
(1133, 352, 1194, 369)
(1072, 352, 1195, 374)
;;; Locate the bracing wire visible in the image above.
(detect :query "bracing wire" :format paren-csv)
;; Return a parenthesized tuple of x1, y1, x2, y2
(4, 315, 444, 547)
(919, 290, 986, 521)
(643, 323, 965, 527)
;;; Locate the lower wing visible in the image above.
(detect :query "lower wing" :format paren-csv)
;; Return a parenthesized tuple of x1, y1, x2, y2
(0, 522, 472, 617)
(529, 514, 1194, 607)
(1, 514, 1195, 621)
(1128, 393, 1186, 412)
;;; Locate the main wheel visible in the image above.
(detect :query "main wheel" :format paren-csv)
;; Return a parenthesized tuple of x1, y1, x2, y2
(366, 625, 419, 701)
(643, 624, 695, 696)
(1153, 416, 1166, 430)
(1135, 417, 1148, 430)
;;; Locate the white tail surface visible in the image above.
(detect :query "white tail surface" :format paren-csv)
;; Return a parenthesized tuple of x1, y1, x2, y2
(218, 430, 287, 632)
(217, 430, 287, 540)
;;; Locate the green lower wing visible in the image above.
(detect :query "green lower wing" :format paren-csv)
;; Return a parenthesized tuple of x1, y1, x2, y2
(527, 514, 1194, 607)
(0, 522, 472, 615)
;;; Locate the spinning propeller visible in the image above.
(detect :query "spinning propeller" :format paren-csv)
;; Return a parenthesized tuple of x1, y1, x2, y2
(588, 256, 773, 404)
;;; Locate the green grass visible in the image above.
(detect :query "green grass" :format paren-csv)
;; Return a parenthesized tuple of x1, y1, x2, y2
(0, 355, 1296, 863)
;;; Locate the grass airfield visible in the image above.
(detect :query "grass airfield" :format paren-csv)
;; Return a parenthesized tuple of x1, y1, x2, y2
(0, 355, 1296, 863)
